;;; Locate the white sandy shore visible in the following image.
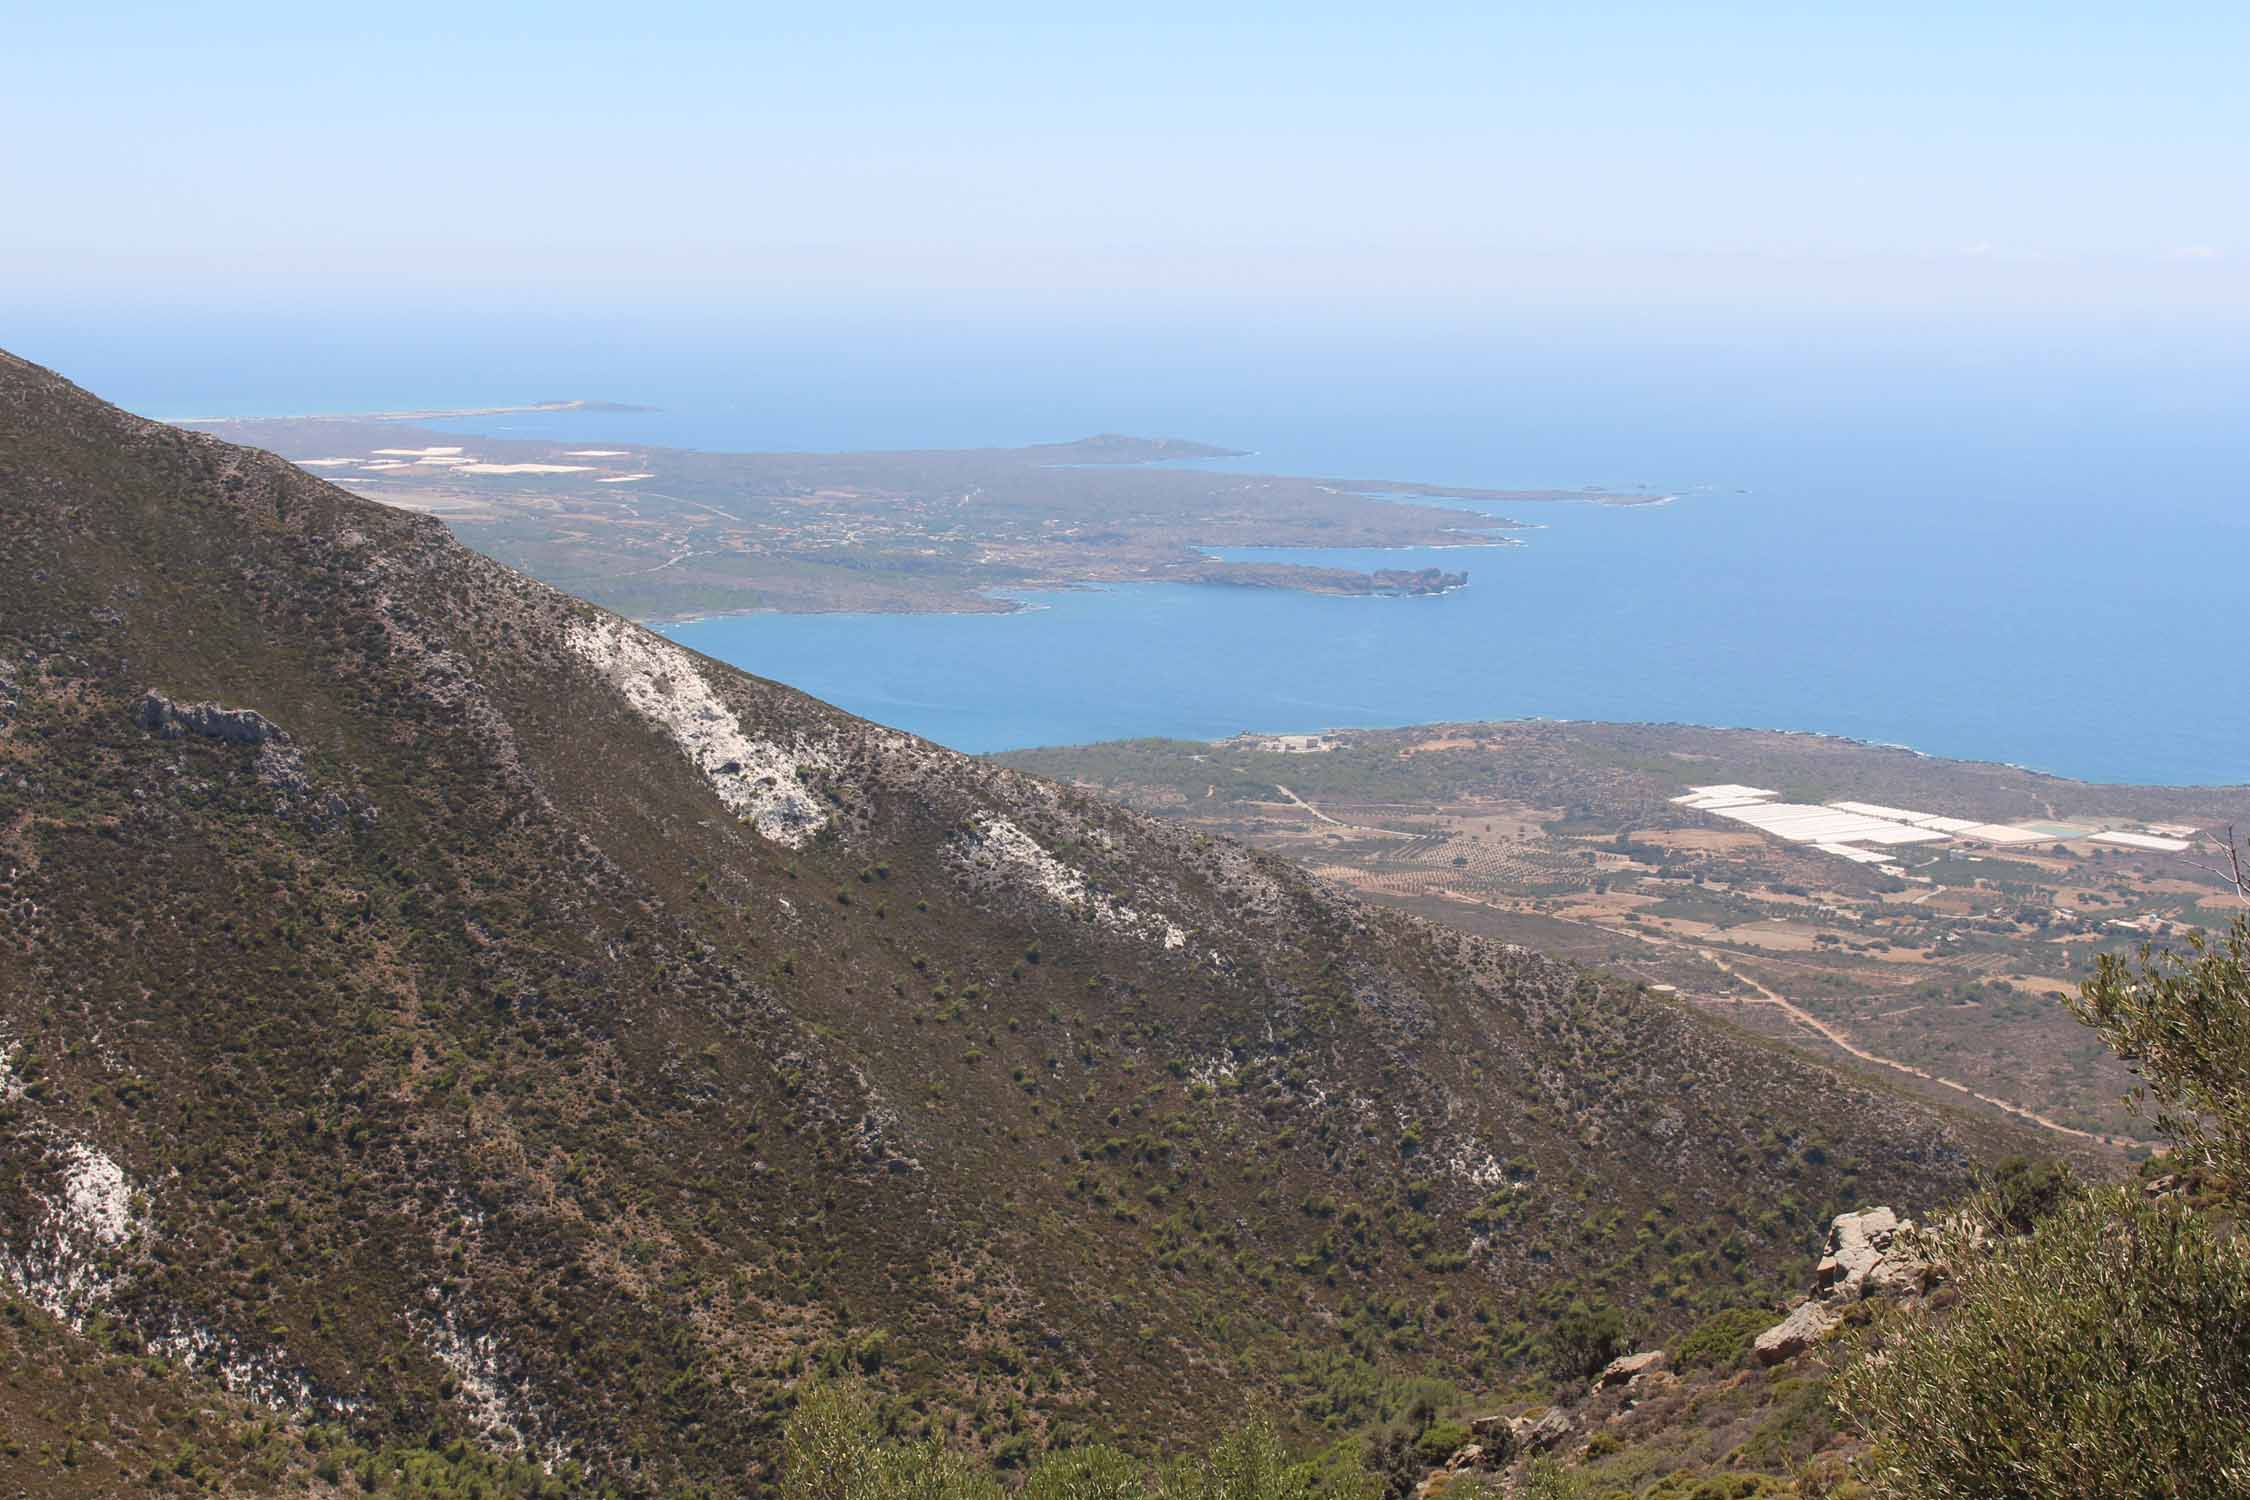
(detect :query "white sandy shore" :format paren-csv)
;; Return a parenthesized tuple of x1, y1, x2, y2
(596, 473, 655, 483)
(565, 449, 632, 457)
(457, 462, 597, 475)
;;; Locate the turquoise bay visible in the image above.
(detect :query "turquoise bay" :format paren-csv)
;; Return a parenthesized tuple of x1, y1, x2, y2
(663, 473, 2249, 786)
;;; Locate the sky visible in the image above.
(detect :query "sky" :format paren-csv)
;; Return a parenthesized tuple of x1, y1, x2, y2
(5, 2, 2247, 344)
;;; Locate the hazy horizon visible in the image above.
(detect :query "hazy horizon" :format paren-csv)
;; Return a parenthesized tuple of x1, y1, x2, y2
(10, 4, 2249, 359)
(9, 2, 2245, 786)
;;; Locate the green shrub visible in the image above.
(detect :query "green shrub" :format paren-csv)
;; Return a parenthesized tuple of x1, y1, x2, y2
(1023, 1446, 1147, 1500)
(2071, 918, 2250, 1189)
(1671, 1307, 1768, 1372)
(780, 1384, 1377, 1500)
(1545, 1298, 1625, 1381)
(1834, 911, 2250, 1500)
(1838, 1187, 2250, 1498)
(1515, 1459, 1588, 1500)
(1979, 1154, 2077, 1234)
(1159, 1423, 1369, 1500)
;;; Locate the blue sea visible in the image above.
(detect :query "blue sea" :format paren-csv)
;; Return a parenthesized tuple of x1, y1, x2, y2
(35, 318, 2250, 786)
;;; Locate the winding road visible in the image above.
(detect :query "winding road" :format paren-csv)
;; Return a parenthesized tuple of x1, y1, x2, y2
(1690, 946, 2131, 1148)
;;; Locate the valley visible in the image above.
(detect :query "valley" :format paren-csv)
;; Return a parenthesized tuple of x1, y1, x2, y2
(998, 721, 2250, 1152)
(0, 351, 2047, 1494)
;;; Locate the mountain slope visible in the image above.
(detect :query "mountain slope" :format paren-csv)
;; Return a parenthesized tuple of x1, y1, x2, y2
(0, 350, 2028, 1491)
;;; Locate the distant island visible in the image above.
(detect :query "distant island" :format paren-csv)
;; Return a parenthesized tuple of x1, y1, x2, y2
(1183, 561, 1469, 596)
(175, 410, 1643, 619)
(1023, 432, 1248, 463)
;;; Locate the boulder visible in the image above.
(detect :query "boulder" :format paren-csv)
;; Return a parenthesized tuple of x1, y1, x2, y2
(1514, 1408, 1573, 1453)
(1751, 1205, 1937, 1367)
(1410, 1444, 1495, 1500)
(1593, 1349, 1667, 1389)
(1752, 1298, 1840, 1365)
(1815, 1206, 1928, 1301)
(1465, 1413, 1519, 1462)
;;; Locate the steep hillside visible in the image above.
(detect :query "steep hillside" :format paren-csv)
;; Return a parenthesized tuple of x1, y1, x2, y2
(0, 350, 2029, 1492)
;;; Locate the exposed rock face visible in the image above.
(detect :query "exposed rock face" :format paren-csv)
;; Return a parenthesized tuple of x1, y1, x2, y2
(1422, 1407, 1568, 1495)
(948, 813, 1190, 951)
(134, 690, 288, 745)
(254, 741, 309, 793)
(560, 615, 837, 847)
(1754, 1206, 1930, 1364)
(130, 688, 366, 825)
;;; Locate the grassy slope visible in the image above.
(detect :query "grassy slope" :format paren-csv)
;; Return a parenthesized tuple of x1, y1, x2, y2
(0, 351, 2034, 1494)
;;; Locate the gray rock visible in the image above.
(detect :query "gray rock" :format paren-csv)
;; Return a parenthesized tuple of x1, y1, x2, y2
(1514, 1408, 1573, 1453)
(255, 742, 309, 793)
(1815, 1206, 1928, 1301)
(134, 690, 289, 746)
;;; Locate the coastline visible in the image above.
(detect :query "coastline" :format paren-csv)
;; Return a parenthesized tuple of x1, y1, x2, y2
(992, 716, 2250, 794)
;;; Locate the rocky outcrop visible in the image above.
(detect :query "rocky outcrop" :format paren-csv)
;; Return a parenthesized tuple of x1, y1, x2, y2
(131, 689, 369, 826)
(560, 615, 837, 847)
(134, 690, 288, 745)
(1419, 1406, 1574, 1498)
(1468, 1411, 1516, 1445)
(1594, 1349, 1667, 1389)
(1751, 1298, 1841, 1365)
(1754, 1206, 1931, 1365)
(1517, 1408, 1573, 1453)
(1463, 1407, 1565, 1454)
(1411, 1442, 1500, 1499)
(1816, 1206, 1930, 1301)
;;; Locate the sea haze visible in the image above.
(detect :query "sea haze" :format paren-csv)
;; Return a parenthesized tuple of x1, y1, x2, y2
(66, 320, 2250, 786)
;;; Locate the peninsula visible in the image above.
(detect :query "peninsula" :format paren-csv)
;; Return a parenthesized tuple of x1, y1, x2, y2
(174, 409, 1631, 619)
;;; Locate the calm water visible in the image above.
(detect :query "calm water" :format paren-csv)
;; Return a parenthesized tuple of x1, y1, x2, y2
(33, 320, 2250, 785)
(661, 474, 2248, 784)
